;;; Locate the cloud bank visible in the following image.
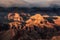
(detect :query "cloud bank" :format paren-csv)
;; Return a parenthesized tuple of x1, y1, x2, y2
(0, 0, 60, 7)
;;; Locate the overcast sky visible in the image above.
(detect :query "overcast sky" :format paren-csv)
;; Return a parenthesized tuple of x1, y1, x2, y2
(0, 0, 60, 7)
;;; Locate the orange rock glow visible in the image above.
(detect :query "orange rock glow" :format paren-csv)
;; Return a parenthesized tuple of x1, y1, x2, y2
(6, 13, 60, 29)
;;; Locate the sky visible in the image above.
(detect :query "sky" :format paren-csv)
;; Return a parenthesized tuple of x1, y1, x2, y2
(0, 0, 60, 7)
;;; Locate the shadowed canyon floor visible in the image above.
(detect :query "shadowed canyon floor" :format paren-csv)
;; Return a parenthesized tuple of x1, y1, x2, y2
(0, 26, 60, 40)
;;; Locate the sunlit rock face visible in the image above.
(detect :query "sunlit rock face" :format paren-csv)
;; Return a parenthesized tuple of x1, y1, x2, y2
(44, 21, 54, 28)
(25, 14, 45, 28)
(8, 13, 13, 20)
(25, 14, 54, 28)
(13, 13, 21, 22)
(8, 13, 24, 29)
(6, 13, 60, 29)
(8, 13, 23, 22)
(54, 16, 60, 26)
(51, 36, 60, 40)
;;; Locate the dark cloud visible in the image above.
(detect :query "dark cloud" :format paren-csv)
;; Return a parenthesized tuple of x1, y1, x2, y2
(0, 0, 60, 7)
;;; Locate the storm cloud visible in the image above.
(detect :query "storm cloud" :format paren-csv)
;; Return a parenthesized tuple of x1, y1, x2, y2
(0, 0, 60, 7)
